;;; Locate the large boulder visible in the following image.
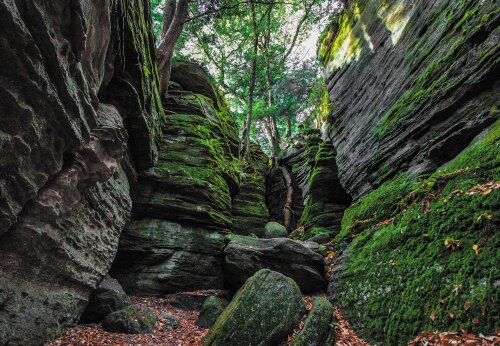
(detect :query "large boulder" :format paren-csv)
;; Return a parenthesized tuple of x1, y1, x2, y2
(111, 219, 225, 295)
(291, 297, 334, 346)
(196, 296, 228, 328)
(102, 305, 156, 334)
(264, 221, 288, 238)
(223, 235, 325, 293)
(204, 269, 304, 346)
(80, 275, 131, 323)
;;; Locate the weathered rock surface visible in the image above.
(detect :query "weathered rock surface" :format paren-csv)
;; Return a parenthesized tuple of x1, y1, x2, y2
(204, 269, 305, 346)
(102, 305, 156, 334)
(159, 312, 180, 330)
(196, 296, 228, 329)
(267, 130, 350, 238)
(0, 0, 161, 344)
(111, 62, 240, 295)
(319, 0, 499, 199)
(291, 297, 334, 346)
(232, 143, 269, 236)
(223, 235, 325, 293)
(80, 275, 131, 323)
(319, 0, 500, 344)
(111, 219, 225, 295)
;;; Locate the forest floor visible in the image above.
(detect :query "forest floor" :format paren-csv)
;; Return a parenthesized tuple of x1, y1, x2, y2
(47, 291, 500, 346)
(47, 292, 370, 346)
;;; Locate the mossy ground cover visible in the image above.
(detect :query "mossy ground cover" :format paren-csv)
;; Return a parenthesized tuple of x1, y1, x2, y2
(333, 121, 500, 344)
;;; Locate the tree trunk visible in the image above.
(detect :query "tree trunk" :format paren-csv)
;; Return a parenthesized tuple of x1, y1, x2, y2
(239, 2, 258, 158)
(285, 117, 292, 137)
(279, 165, 293, 230)
(157, 0, 189, 99)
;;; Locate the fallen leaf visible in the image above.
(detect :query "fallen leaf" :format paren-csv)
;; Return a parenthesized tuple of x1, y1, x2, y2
(464, 302, 471, 312)
(449, 312, 455, 319)
(430, 312, 436, 321)
(472, 244, 479, 256)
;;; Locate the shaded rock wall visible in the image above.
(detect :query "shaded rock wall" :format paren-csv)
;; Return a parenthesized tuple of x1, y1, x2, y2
(319, 0, 499, 199)
(266, 130, 350, 238)
(319, 0, 500, 344)
(0, 0, 162, 344)
(231, 142, 270, 236)
(110, 62, 241, 295)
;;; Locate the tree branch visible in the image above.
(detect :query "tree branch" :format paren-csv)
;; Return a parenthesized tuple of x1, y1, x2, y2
(184, 0, 298, 23)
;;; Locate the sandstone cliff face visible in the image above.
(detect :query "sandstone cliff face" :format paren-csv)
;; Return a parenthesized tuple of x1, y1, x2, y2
(0, 0, 161, 344)
(319, 0, 499, 199)
(267, 130, 350, 238)
(232, 143, 270, 236)
(320, 0, 499, 343)
(110, 62, 242, 295)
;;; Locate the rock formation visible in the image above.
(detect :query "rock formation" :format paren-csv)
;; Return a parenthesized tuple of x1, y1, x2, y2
(319, 0, 499, 199)
(204, 269, 305, 346)
(0, 0, 162, 344)
(231, 143, 270, 236)
(110, 62, 241, 295)
(223, 234, 325, 293)
(319, 0, 500, 343)
(267, 130, 350, 238)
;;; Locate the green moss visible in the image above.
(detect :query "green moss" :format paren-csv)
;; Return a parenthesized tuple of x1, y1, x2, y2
(204, 269, 304, 346)
(335, 121, 500, 344)
(291, 297, 333, 346)
(376, 0, 499, 138)
(115, 0, 165, 166)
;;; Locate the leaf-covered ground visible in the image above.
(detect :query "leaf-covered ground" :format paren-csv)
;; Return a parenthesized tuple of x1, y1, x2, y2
(47, 295, 209, 346)
(47, 291, 372, 346)
(47, 291, 499, 345)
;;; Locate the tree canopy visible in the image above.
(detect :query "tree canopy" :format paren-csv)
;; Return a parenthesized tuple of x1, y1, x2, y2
(151, 0, 346, 156)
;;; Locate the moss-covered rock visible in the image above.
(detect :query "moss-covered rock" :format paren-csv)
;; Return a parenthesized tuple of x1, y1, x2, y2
(204, 269, 305, 346)
(102, 305, 156, 334)
(267, 130, 350, 238)
(329, 121, 500, 344)
(112, 62, 241, 295)
(223, 234, 325, 293)
(264, 221, 288, 238)
(103, 0, 164, 170)
(232, 143, 270, 236)
(291, 297, 334, 346)
(197, 296, 229, 328)
(319, 0, 499, 198)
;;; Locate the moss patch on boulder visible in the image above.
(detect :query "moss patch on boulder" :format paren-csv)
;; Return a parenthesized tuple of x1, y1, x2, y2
(204, 269, 304, 346)
(291, 297, 334, 346)
(102, 305, 156, 334)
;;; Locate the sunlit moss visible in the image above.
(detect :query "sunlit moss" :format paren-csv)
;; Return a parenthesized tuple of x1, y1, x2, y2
(377, 1, 412, 45)
(319, 2, 363, 72)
